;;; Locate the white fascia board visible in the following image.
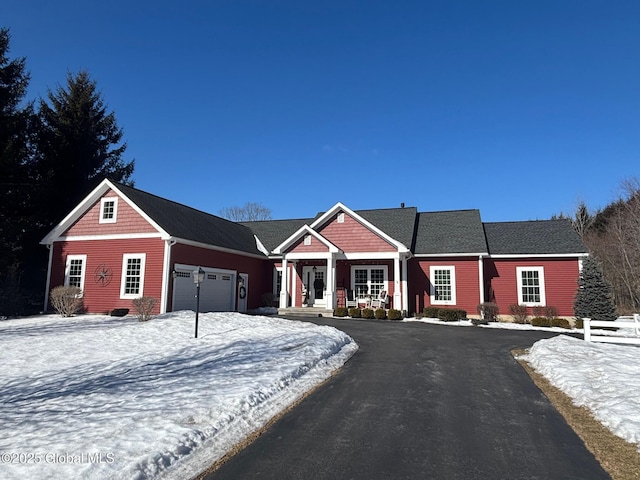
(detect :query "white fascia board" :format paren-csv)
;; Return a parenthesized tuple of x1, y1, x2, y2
(173, 237, 268, 260)
(413, 252, 489, 258)
(254, 235, 270, 256)
(55, 232, 164, 242)
(284, 252, 333, 261)
(488, 253, 588, 259)
(342, 252, 402, 260)
(40, 179, 112, 244)
(310, 202, 409, 252)
(40, 179, 169, 244)
(273, 225, 340, 254)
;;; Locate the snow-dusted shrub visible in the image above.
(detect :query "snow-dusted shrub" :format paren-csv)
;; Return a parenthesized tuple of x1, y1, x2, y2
(132, 296, 157, 322)
(50, 286, 83, 317)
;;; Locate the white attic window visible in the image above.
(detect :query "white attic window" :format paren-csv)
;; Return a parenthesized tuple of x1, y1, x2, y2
(337, 212, 345, 223)
(304, 235, 311, 246)
(100, 197, 118, 223)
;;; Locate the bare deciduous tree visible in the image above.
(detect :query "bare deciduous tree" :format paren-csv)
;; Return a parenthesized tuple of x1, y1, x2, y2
(583, 177, 640, 312)
(219, 202, 272, 222)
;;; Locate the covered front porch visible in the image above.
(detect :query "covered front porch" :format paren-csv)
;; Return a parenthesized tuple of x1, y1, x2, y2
(277, 253, 411, 314)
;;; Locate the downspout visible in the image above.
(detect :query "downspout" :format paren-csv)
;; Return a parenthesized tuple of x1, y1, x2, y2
(43, 243, 54, 312)
(161, 238, 177, 314)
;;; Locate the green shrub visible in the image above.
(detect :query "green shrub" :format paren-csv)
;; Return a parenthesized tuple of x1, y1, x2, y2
(348, 307, 361, 318)
(423, 306, 440, 318)
(438, 309, 458, 322)
(437, 308, 467, 321)
(374, 308, 387, 319)
(361, 308, 374, 319)
(334, 307, 348, 317)
(388, 309, 403, 320)
(509, 304, 528, 324)
(477, 302, 499, 322)
(550, 317, 571, 329)
(530, 316, 550, 327)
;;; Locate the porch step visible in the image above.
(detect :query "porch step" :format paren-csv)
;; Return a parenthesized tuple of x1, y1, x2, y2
(278, 307, 334, 318)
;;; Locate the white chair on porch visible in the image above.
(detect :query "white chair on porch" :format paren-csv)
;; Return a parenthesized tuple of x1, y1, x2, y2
(370, 290, 388, 309)
(345, 289, 358, 308)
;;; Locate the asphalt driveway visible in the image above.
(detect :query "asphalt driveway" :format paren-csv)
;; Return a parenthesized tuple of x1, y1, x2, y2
(202, 318, 609, 480)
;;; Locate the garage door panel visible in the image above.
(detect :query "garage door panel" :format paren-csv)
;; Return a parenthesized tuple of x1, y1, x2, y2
(172, 267, 234, 312)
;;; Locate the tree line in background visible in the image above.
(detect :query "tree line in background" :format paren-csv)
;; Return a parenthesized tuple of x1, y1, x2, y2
(561, 178, 640, 316)
(0, 27, 134, 315)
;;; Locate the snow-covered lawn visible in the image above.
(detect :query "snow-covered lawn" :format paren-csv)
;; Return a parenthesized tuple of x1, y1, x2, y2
(0, 312, 357, 480)
(408, 316, 640, 452)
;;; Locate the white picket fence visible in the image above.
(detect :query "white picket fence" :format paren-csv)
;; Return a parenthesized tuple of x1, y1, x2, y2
(583, 314, 640, 345)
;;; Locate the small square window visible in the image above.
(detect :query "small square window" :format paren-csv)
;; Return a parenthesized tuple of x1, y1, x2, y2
(100, 197, 118, 223)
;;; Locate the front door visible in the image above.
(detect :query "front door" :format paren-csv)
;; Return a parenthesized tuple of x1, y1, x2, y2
(303, 266, 327, 307)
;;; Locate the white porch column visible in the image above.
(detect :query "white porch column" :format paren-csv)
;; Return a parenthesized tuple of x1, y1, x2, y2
(393, 255, 401, 310)
(401, 255, 409, 314)
(279, 257, 289, 308)
(478, 255, 485, 305)
(325, 255, 336, 310)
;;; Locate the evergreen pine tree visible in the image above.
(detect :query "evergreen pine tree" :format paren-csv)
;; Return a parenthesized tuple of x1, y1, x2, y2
(574, 255, 618, 321)
(0, 27, 38, 314)
(35, 70, 134, 228)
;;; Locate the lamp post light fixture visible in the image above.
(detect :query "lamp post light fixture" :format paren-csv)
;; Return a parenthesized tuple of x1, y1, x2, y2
(193, 267, 205, 338)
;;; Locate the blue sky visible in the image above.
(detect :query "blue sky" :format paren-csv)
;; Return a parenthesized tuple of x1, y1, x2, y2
(4, 1, 639, 222)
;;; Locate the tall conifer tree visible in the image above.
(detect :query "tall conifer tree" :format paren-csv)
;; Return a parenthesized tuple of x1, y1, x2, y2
(574, 255, 618, 321)
(36, 70, 134, 228)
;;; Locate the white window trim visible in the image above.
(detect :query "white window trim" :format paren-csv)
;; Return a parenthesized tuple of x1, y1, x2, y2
(274, 267, 283, 296)
(64, 254, 87, 292)
(100, 197, 118, 224)
(516, 266, 546, 306)
(350, 265, 388, 297)
(120, 253, 146, 299)
(430, 265, 456, 305)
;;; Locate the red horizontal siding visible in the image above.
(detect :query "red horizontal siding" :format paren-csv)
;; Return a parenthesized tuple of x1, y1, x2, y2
(64, 189, 158, 236)
(319, 213, 396, 253)
(408, 257, 481, 315)
(49, 238, 165, 314)
(486, 258, 580, 317)
(290, 236, 330, 253)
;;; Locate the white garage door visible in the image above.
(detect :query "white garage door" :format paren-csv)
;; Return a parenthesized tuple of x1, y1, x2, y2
(172, 265, 235, 312)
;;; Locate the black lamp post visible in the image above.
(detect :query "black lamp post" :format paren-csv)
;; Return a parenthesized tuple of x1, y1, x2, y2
(193, 267, 205, 338)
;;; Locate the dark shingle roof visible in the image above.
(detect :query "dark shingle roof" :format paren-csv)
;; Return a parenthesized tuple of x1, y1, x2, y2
(239, 218, 312, 253)
(355, 207, 417, 249)
(116, 183, 263, 255)
(413, 210, 488, 254)
(483, 219, 587, 255)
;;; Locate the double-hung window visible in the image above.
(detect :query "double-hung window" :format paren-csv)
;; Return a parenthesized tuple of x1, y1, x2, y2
(120, 254, 146, 299)
(352, 266, 387, 298)
(100, 197, 118, 223)
(516, 267, 546, 306)
(65, 255, 87, 291)
(430, 266, 456, 305)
